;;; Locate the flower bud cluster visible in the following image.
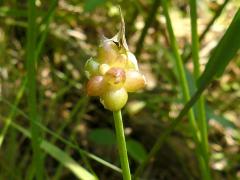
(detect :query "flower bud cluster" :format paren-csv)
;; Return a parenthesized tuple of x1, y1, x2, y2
(85, 39, 146, 111)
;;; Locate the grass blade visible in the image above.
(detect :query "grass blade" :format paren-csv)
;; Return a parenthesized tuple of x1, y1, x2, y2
(26, 0, 43, 179)
(10, 122, 96, 180)
(189, 0, 210, 177)
(0, 78, 27, 147)
(183, 0, 230, 62)
(1, 97, 122, 174)
(199, 0, 230, 42)
(41, 141, 97, 180)
(133, 69, 208, 179)
(134, 1, 209, 178)
(198, 8, 240, 87)
(161, 0, 209, 174)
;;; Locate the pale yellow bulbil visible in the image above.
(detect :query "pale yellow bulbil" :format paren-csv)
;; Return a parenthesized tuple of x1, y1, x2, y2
(99, 64, 110, 75)
(104, 67, 126, 90)
(84, 58, 100, 79)
(111, 53, 128, 68)
(85, 39, 146, 111)
(100, 88, 128, 111)
(124, 70, 146, 92)
(126, 51, 139, 71)
(86, 76, 105, 96)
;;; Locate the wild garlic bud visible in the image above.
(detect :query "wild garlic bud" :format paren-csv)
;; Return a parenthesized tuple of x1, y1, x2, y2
(84, 58, 100, 79)
(124, 70, 146, 92)
(100, 88, 128, 111)
(104, 67, 126, 90)
(86, 76, 105, 96)
(84, 11, 146, 111)
(126, 51, 139, 71)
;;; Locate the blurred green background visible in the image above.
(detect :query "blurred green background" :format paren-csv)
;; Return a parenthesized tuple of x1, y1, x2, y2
(0, 0, 240, 179)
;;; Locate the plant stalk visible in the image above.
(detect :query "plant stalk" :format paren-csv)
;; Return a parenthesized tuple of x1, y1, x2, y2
(162, 0, 209, 178)
(113, 110, 131, 180)
(189, 0, 211, 179)
(183, 0, 230, 62)
(27, 0, 43, 179)
(134, 69, 213, 178)
(161, 0, 200, 144)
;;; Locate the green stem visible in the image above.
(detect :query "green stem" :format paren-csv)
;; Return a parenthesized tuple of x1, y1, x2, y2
(27, 0, 43, 179)
(134, 71, 212, 179)
(189, 0, 209, 156)
(113, 110, 131, 180)
(162, 0, 209, 178)
(183, 0, 230, 62)
(199, 0, 229, 42)
(161, 0, 200, 143)
(189, 0, 211, 179)
(190, 0, 200, 79)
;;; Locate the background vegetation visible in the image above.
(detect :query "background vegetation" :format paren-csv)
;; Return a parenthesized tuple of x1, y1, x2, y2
(0, 0, 240, 179)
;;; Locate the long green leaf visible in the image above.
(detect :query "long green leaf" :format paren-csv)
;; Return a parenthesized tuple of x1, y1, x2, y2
(10, 122, 96, 180)
(26, 0, 43, 179)
(1, 98, 122, 173)
(0, 78, 27, 147)
(41, 141, 96, 180)
(198, 8, 240, 87)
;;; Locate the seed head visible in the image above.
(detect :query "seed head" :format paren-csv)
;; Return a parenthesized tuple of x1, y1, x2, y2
(84, 12, 146, 111)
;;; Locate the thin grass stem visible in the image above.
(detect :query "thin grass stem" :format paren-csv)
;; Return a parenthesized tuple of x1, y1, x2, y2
(133, 62, 212, 179)
(189, 1, 211, 179)
(0, 77, 27, 147)
(183, 0, 230, 62)
(26, 0, 43, 179)
(199, 0, 230, 42)
(113, 110, 131, 180)
(161, 0, 200, 144)
(161, 0, 211, 178)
